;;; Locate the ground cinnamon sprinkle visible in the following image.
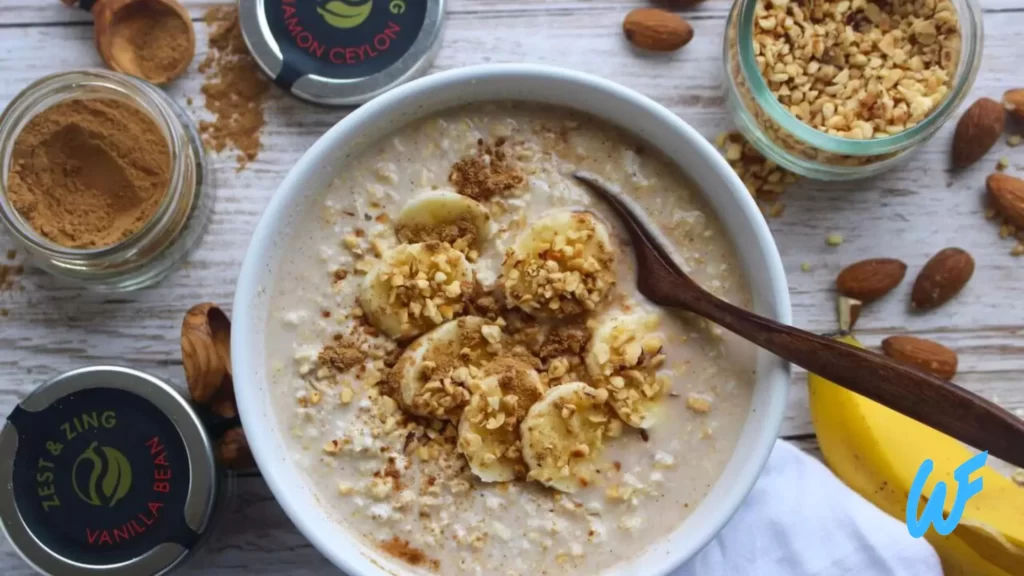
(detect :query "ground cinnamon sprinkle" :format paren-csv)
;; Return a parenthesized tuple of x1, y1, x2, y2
(199, 5, 270, 170)
(378, 536, 437, 569)
(6, 99, 170, 248)
(449, 138, 525, 201)
(319, 340, 365, 373)
(0, 264, 22, 292)
(396, 217, 478, 247)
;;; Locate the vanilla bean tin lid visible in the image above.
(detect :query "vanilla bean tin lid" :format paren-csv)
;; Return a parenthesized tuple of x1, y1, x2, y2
(239, 0, 446, 105)
(0, 367, 219, 576)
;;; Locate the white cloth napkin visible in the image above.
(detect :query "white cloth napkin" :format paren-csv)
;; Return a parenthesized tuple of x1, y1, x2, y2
(673, 440, 943, 576)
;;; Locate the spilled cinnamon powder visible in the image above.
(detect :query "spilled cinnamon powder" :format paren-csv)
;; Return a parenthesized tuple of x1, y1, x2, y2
(199, 5, 270, 170)
(6, 99, 170, 248)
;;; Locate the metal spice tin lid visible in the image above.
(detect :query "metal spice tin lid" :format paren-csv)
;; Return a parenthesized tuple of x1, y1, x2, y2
(0, 367, 219, 576)
(239, 0, 446, 106)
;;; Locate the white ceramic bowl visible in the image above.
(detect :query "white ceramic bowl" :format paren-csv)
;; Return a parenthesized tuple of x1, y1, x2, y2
(233, 64, 791, 576)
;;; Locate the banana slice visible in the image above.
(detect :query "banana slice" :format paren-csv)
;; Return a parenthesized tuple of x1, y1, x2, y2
(501, 210, 615, 318)
(458, 375, 528, 482)
(388, 316, 502, 421)
(480, 357, 546, 421)
(585, 313, 668, 429)
(520, 382, 613, 493)
(358, 242, 474, 340)
(395, 190, 491, 251)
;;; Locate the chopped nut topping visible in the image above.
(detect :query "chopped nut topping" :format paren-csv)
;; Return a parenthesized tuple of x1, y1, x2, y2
(502, 213, 616, 317)
(362, 242, 473, 339)
(753, 0, 961, 138)
(589, 315, 667, 428)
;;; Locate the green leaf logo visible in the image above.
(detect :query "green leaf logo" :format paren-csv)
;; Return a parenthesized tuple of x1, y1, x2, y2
(317, 0, 374, 29)
(72, 442, 133, 507)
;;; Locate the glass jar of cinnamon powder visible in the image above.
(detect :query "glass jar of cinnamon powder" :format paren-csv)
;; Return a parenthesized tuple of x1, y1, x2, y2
(0, 69, 210, 291)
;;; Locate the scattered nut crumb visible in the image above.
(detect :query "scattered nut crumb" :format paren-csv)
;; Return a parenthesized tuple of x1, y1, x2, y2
(1009, 135, 1023, 147)
(826, 234, 844, 247)
(997, 157, 1010, 171)
(686, 393, 712, 414)
(715, 132, 797, 212)
(341, 387, 355, 404)
(800, 261, 812, 272)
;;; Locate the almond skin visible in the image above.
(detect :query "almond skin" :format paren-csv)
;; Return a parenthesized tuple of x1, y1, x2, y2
(952, 97, 1005, 169)
(911, 248, 975, 310)
(623, 8, 694, 52)
(882, 336, 958, 380)
(1004, 88, 1024, 122)
(836, 258, 907, 303)
(987, 172, 1024, 228)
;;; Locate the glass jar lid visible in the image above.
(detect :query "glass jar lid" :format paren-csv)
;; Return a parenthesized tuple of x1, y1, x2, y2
(0, 367, 218, 575)
(239, 0, 446, 106)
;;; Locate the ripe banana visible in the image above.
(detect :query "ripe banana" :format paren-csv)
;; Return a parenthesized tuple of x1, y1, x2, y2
(501, 210, 616, 318)
(520, 382, 613, 493)
(458, 375, 528, 482)
(388, 316, 499, 421)
(585, 313, 668, 429)
(809, 335, 1024, 576)
(358, 241, 474, 340)
(394, 189, 491, 251)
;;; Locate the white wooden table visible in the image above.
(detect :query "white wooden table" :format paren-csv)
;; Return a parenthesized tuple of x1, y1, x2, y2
(2, 0, 1023, 573)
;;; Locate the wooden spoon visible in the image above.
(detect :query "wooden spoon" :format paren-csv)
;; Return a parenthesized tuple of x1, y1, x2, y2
(574, 171, 1024, 469)
(61, 0, 195, 85)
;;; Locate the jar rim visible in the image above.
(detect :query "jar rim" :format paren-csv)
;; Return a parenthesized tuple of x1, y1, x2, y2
(0, 69, 188, 259)
(734, 0, 984, 156)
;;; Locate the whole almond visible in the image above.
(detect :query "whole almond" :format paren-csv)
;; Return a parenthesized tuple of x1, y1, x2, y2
(181, 303, 232, 404)
(987, 172, 1024, 228)
(882, 336, 958, 380)
(911, 248, 975, 310)
(952, 97, 1005, 169)
(623, 8, 694, 52)
(836, 258, 907, 302)
(1004, 88, 1024, 122)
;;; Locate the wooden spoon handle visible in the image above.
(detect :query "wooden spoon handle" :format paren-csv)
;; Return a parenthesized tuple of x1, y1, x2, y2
(684, 288, 1024, 469)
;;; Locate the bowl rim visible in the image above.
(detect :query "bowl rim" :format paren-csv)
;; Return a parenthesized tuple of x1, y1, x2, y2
(233, 63, 792, 576)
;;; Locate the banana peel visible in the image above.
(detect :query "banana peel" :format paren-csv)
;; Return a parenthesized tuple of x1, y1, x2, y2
(808, 335, 1024, 576)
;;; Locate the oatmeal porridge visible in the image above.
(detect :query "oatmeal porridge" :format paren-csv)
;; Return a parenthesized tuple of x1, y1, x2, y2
(266, 103, 757, 575)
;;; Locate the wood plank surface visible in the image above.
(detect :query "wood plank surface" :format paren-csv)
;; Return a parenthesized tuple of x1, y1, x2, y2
(1, 0, 1023, 572)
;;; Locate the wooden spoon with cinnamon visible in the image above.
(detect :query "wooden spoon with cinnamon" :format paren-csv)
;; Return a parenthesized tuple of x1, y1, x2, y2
(61, 0, 195, 85)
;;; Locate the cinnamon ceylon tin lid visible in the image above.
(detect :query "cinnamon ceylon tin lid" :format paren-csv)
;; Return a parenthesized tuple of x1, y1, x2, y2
(0, 367, 219, 576)
(239, 0, 446, 106)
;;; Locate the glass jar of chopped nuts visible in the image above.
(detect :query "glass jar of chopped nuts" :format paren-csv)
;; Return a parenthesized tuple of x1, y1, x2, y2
(724, 0, 983, 180)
